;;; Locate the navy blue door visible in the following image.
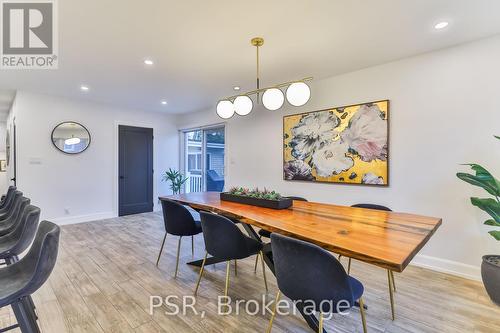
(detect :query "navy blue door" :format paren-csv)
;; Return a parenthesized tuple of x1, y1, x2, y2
(119, 125, 153, 216)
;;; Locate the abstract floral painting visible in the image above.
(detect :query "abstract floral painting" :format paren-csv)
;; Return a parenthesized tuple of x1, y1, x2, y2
(283, 100, 389, 186)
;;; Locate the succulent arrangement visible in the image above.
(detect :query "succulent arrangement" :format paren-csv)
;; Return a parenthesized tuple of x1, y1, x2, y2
(228, 187, 283, 201)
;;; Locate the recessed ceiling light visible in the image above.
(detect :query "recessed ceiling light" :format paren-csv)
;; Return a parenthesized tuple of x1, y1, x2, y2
(80, 85, 89, 91)
(161, 100, 167, 105)
(233, 86, 240, 91)
(144, 59, 154, 65)
(434, 21, 449, 30)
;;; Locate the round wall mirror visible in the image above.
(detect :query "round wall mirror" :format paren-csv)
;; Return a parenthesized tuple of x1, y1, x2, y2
(51, 122, 91, 154)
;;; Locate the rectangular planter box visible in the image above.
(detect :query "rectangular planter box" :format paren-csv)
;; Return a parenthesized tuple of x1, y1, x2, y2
(220, 192, 293, 210)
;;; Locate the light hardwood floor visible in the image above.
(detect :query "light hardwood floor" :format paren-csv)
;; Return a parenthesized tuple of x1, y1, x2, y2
(1, 212, 499, 333)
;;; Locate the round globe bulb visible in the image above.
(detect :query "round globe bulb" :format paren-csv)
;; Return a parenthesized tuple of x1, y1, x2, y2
(262, 88, 284, 111)
(216, 100, 235, 119)
(286, 82, 311, 107)
(233, 95, 253, 116)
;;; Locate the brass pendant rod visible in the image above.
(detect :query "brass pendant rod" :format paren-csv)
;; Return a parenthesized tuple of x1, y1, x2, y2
(222, 76, 313, 101)
(256, 44, 260, 104)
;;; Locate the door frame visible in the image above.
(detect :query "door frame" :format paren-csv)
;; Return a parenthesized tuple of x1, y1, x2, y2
(113, 121, 157, 217)
(179, 123, 227, 193)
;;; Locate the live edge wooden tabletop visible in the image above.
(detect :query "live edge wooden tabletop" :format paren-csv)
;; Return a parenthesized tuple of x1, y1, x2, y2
(161, 192, 442, 273)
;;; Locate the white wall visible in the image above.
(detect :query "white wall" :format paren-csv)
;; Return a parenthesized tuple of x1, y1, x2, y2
(7, 91, 179, 224)
(176, 35, 500, 280)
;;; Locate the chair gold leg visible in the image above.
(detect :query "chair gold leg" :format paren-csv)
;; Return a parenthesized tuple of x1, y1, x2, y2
(390, 270, 396, 292)
(194, 251, 208, 296)
(156, 233, 167, 266)
(266, 291, 281, 333)
(387, 269, 395, 320)
(174, 237, 182, 278)
(234, 259, 238, 276)
(191, 235, 194, 257)
(254, 254, 259, 273)
(347, 258, 352, 274)
(359, 297, 368, 333)
(318, 312, 324, 333)
(224, 260, 231, 297)
(260, 251, 268, 292)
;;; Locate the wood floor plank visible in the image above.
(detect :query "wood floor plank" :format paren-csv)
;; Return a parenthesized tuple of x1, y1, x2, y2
(16, 211, 499, 333)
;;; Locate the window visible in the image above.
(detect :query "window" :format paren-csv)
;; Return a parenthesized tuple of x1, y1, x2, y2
(182, 126, 225, 193)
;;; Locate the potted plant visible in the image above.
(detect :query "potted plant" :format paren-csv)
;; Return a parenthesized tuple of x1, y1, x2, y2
(456, 135, 500, 305)
(221, 187, 293, 209)
(162, 168, 188, 195)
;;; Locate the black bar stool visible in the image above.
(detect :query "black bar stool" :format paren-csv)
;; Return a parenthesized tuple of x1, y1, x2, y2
(0, 221, 60, 333)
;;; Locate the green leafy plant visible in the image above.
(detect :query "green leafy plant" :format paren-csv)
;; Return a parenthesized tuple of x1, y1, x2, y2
(228, 186, 283, 201)
(162, 168, 188, 195)
(456, 135, 500, 240)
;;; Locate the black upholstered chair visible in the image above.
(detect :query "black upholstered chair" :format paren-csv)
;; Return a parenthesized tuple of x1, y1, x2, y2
(347, 203, 396, 320)
(0, 221, 60, 333)
(0, 190, 23, 222)
(194, 211, 268, 297)
(156, 199, 203, 277)
(254, 196, 308, 271)
(0, 205, 41, 263)
(0, 186, 16, 209)
(267, 233, 367, 333)
(0, 196, 30, 237)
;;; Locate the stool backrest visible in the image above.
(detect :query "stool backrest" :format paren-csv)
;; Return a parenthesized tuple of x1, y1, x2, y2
(4, 205, 41, 256)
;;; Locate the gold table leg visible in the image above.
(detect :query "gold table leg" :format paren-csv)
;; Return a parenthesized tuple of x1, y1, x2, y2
(387, 269, 395, 320)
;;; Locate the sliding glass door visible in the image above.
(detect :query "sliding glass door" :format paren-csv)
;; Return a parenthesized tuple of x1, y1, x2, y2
(183, 126, 225, 193)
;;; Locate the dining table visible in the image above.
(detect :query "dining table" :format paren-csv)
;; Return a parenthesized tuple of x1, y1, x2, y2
(161, 192, 442, 332)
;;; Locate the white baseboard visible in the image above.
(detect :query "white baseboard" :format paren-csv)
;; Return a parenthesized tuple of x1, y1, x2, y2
(410, 254, 481, 281)
(49, 211, 116, 226)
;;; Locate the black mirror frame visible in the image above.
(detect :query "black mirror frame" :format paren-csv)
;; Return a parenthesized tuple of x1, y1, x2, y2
(51, 121, 91, 155)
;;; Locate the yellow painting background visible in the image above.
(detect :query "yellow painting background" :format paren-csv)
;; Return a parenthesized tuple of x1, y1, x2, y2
(283, 100, 388, 185)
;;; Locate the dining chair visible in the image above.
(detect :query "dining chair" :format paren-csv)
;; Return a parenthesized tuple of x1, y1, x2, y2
(267, 233, 367, 333)
(156, 199, 203, 278)
(254, 196, 308, 271)
(0, 195, 30, 237)
(0, 221, 60, 333)
(0, 186, 16, 210)
(194, 211, 268, 298)
(346, 203, 396, 320)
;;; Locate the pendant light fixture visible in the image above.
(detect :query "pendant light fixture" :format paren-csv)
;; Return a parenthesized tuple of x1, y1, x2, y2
(216, 37, 312, 119)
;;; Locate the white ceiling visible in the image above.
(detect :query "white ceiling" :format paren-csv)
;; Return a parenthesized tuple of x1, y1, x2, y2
(1, 0, 500, 114)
